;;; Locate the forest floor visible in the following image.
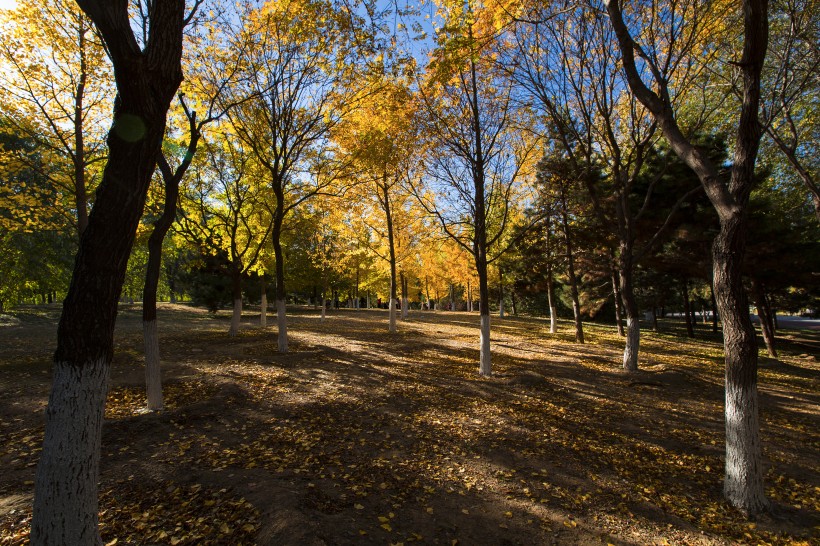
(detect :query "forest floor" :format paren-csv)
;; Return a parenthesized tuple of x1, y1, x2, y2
(0, 303, 818, 546)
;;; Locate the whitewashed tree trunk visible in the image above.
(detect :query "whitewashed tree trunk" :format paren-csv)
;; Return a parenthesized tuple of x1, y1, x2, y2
(229, 298, 242, 337)
(143, 319, 163, 411)
(276, 299, 288, 352)
(499, 300, 504, 318)
(260, 290, 267, 327)
(623, 317, 640, 371)
(479, 314, 491, 376)
(724, 369, 765, 512)
(321, 295, 326, 321)
(549, 307, 557, 333)
(31, 359, 109, 546)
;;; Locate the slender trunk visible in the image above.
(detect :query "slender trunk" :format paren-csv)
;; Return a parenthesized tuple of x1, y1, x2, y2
(467, 279, 472, 312)
(477, 248, 491, 376)
(260, 277, 267, 327)
(619, 253, 639, 371)
(383, 181, 397, 333)
(400, 271, 408, 320)
(229, 270, 242, 337)
(652, 306, 659, 332)
(710, 276, 719, 333)
(612, 269, 625, 337)
(74, 21, 89, 237)
(498, 269, 504, 318)
(143, 320, 162, 411)
(751, 278, 777, 358)
(511, 289, 517, 316)
(272, 195, 287, 352)
(763, 291, 776, 334)
(560, 193, 584, 343)
(683, 278, 695, 338)
(546, 254, 557, 333)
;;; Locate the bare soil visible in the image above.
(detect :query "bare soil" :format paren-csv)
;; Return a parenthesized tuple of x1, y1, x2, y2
(0, 303, 818, 545)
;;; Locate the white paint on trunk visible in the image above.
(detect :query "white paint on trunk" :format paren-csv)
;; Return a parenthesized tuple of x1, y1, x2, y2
(724, 380, 768, 514)
(389, 300, 397, 332)
(276, 299, 288, 352)
(623, 317, 640, 371)
(32, 359, 109, 546)
(479, 314, 491, 376)
(260, 292, 267, 327)
(143, 319, 163, 411)
(499, 300, 504, 318)
(549, 307, 557, 333)
(401, 297, 408, 320)
(229, 298, 242, 337)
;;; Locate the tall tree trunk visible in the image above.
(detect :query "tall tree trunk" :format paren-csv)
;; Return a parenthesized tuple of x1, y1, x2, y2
(605, 0, 769, 516)
(652, 306, 659, 332)
(547, 253, 557, 334)
(560, 192, 584, 344)
(260, 276, 267, 327)
(31, 0, 186, 540)
(383, 181, 397, 333)
(619, 250, 639, 371)
(683, 277, 695, 338)
(400, 272, 408, 319)
(498, 269, 504, 318)
(272, 196, 287, 352)
(229, 269, 242, 337)
(74, 19, 89, 237)
(751, 278, 777, 358)
(714, 215, 767, 514)
(467, 279, 472, 312)
(612, 269, 625, 337)
(511, 288, 517, 316)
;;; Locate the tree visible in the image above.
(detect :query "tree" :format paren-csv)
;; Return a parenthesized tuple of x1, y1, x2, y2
(177, 132, 272, 336)
(0, 0, 112, 237)
(30, 0, 192, 542)
(225, 0, 361, 352)
(605, 0, 770, 515)
(416, 0, 537, 376)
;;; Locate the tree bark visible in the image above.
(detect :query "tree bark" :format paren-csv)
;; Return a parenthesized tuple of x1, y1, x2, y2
(751, 278, 777, 358)
(31, 0, 186, 541)
(605, 0, 769, 515)
(612, 269, 625, 337)
(559, 187, 584, 344)
(619, 251, 639, 371)
(498, 269, 505, 318)
(74, 19, 89, 237)
(383, 181, 398, 333)
(272, 192, 288, 352)
(229, 269, 242, 337)
(143, 319, 162, 411)
(683, 277, 695, 338)
(260, 277, 267, 327)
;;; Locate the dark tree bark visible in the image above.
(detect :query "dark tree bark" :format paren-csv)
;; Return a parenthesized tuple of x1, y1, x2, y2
(558, 184, 584, 344)
(31, 1, 187, 543)
(143, 99, 201, 411)
(612, 268, 625, 336)
(751, 277, 777, 357)
(683, 277, 695, 338)
(605, 0, 770, 515)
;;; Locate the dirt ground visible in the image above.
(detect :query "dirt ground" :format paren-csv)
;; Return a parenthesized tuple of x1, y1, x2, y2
(0, 303, 818, 545)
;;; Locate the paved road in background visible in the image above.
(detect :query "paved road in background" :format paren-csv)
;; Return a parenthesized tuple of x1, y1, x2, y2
(751, 315, 820, 331)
